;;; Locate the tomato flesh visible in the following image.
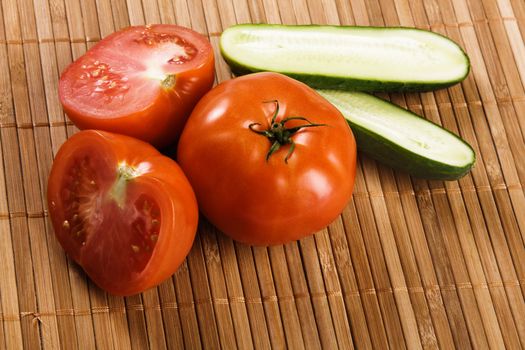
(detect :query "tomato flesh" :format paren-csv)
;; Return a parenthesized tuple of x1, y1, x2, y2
(48, 131, 198, 295)
(59, 25, 215, 148)
(58, 151, 162, 284)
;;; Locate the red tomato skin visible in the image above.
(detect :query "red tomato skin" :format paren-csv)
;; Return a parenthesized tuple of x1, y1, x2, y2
(59, 25, 215, 149)
(177, 72, 356, 245)
(47, 130, 198, 295)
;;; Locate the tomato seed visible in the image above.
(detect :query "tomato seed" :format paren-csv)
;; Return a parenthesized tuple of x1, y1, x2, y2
(62, 220, 70, 229)
(131, 245, 140, 253)
(150, 234, 158, 242)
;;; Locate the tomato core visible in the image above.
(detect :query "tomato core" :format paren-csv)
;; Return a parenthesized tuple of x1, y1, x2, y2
(108, 162, 141, 207)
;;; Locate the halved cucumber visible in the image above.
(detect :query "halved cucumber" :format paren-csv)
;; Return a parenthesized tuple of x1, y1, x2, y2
(317, 90, 475, 180)
(220, 24, 470, 92)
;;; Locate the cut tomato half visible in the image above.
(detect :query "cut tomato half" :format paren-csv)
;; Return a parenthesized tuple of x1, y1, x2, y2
(59, 25, 215, 148)
(47, 130, 198, 295)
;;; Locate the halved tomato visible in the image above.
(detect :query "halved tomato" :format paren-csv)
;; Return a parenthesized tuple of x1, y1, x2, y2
(47, 130, 198, 295)
(59, 25, 215, 148)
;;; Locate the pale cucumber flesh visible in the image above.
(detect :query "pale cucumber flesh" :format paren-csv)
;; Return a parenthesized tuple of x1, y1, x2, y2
(317, 90, 475, 179)
(220, 24, 470, 91)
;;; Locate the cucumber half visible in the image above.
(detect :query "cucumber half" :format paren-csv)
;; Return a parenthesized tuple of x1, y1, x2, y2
(317, 90, 475, 180)
(220, 24, 470, 92)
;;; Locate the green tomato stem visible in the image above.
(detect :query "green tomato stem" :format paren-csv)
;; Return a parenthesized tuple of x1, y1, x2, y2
(248, 100, 326, 163)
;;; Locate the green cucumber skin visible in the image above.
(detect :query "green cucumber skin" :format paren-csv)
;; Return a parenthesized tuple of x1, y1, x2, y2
(347, 119, 475, 180)
(220, 24, 471, 92)
(319, 91, 476, 180)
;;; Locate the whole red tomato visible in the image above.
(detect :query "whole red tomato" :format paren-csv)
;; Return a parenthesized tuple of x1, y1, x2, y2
(177, 72, 356, 245)
(47, 130, 198, 295)
(59, 25, 215, 148)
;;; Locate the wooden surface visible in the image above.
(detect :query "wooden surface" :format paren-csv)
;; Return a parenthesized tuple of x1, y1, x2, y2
(1, 0, 525, 348)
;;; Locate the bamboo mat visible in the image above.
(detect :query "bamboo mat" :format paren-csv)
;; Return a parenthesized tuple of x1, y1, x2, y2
(0, 0, 524, 348)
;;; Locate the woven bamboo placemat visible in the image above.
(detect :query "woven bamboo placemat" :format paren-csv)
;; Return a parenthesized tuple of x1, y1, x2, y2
(1, 0, 525, 348)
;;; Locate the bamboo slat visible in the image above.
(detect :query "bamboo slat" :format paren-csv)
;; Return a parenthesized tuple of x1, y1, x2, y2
(1, 0, 524, 348)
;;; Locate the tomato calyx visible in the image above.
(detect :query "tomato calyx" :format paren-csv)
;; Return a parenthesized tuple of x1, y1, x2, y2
(248, 100, 326, 163)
